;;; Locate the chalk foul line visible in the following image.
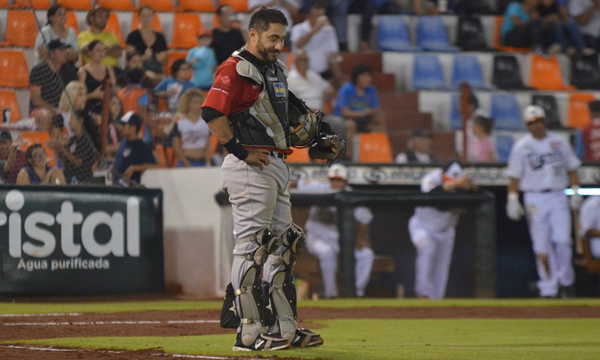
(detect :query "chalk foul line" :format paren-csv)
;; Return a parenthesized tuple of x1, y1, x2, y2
(2, 319, 220, 326)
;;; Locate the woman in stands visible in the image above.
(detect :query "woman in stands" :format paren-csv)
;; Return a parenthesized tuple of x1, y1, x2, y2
(78, 40, 117, 114)
(125, 6, 168, 76)
(171, 89, 212, 167)
(105, 95, 123, 165)
(16, 144, 66, 185)
(35, 5, 79, 66)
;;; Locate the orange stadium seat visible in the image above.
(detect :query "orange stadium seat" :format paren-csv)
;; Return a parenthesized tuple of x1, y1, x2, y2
(131, 11, 163, 32)
(5, 10, 38, 47)
(493, 16, 529, 53)
(140, 0, 180, 12)
(165, 51, 188, 76)
(0, 50, 29, 88)
(65, 11, 80, 35)
(568, 93, 595, 129)
(529, 55, 576, 91)
(97, 0, 136, 11)
(18, 131, 57, 166)
(286, 147, 311, 163)
(180, 0, 215, 12)
(105, 13, 124, 47)
(118, 87, 148, 114)
(170, 13, 202, 49)
(0, 90, 21, 123)
(57, 0, 93, 10)
(220, 0, 248, 12)
(3, 0, 52, 9)
(357, 133, 394, 163)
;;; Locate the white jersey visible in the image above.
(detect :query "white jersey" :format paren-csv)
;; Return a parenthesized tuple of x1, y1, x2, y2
(174, 117, 211, 150)
(579, 196, 600, 258)
(506, 132, 580, 192)
(413, 170, 460, 233)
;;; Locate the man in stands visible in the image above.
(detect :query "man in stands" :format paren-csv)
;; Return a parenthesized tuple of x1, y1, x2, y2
(77, 6, 122, 69)
(211, 5, 248, 65)
(569, 0, 600, 50)
(580, 100, 600, 161)
(0, 130, 27, 184)
(395, 130, 437, 164)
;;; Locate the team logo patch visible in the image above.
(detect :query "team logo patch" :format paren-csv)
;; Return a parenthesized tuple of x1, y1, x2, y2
(273, 83, 286, 97)
(220, 76, 230, 85)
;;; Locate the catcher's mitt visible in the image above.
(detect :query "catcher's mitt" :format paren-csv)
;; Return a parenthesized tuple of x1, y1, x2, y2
(308, 134, 346, 164)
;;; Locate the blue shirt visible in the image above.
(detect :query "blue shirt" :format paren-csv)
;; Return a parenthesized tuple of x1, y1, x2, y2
(113, 139, 156, 185)
(187, 46, 217, 89)
(501, 2, 530, 38)
(154, 77, 195, 112)
(333, 82, 380, 117)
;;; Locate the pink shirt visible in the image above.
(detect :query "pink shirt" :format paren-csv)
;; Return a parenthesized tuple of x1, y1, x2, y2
(469, 136, 496, 162)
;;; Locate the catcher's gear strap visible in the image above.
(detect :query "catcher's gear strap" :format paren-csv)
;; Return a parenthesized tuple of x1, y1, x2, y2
(270, 271, 298, 343)
(272, 224, 306, 270)
(236, 267, 263, 346)
(235, 228, 280, 266)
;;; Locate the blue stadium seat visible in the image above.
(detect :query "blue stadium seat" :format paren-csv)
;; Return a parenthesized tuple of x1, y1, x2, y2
(416, 16, 460, 52)
(491, 94, 524, 130)
(496, 134, 515, 162)
(377, 16, 420, 52)
(412, 54, 447, 90)
(450, 94, 463, 129)
(451, 55, 491, 90)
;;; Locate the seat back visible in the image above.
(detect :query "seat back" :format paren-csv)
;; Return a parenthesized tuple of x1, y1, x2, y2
(412, 54, 445, 90)
(171, 13, 202, 49)
(139, 0, 177, 11)
(180, 0, 215, 11)
(417, 16, 450, 48)
(118, 87, 148, 114)
(340, 53, 382, 73)
(132, 11, 163, 32)
(6, 10, 38, 47)
(531, 94, 562, 129)
(568, 93, 594, 129)
(7, 0, 52, 9)
(57, 0, 93, 10)
(97, 0, 135, 10)
(372, 73, 396, 92)
(491, 93, 524, 130)
(105, 12, 124, 47)
(219, 0, 248, 12)
(0, 90, 21, 123)
(0, 50, 30, 88)
(456, 16, 488, 51)
(529, 55, 574, 91)
(451, 55, 485, 89)
(65, 11, 80, 35)
(492, 54, 525, 90)
(496, 134, 514, 162)
(571, 55, 600, 90)
(18, 131, 57, 166)
(357, 132, 394, 163)
(377, 15, 413, 51)
(449, 94, 463, 130)
(286, 147, 311, 163)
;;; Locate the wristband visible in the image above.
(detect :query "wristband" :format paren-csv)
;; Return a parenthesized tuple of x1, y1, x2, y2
(572, 185, 580, 195)
(224, 138, 249, 161)
(508, 192, 519, 202)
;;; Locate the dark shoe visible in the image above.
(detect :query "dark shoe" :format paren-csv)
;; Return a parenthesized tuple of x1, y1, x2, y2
(291, 328, 324, 348)
(559, 285, 576, 299)
(232, 332, 291, 351)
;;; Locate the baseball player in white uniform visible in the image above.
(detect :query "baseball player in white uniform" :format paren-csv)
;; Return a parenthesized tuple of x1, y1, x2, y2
(506, 105, 582, 298)
(579, 196, 600, 259)
(302, 164, 375, 298)
(409, 162, 474, 299)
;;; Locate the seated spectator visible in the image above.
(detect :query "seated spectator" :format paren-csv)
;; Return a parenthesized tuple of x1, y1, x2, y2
(105, 95, 123, 164)
(118, 68, 154, 145)
(395, 130, 437, 164)
(349, 0, 400, 52)
(16, 144, 66, 185)
(501, 0, 547, 51)
(249, 0, 299, 35)
(50, 109, 99, 184)
(187, 29, 217, 91)
(580, 194, 600, 258)
(211, 5, 247, 65)
(291, 1, 343, 81)
(580, 100, 600, 161)
(35, 5, 79, 66)
(468, 115, 497, 163)
(539, 0, 594, 55)
(112, 111, 157, 186)
(77, 6, 122, 69)
(154, 60, 195, 113)
(55, 81, 87, 136)
(125, 6, 167, 75)
(171, 89, 212, 167)
(117, 51, 162, 88)
(0, 130, 27, 184)
(78, 40, 117, 113)
(569, 0, 600, 51)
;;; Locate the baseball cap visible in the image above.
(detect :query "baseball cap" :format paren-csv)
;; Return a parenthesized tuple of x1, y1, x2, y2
(48, 39, 69, 51)
(328, 164, 348, 181)
(197, 28, 212, 38)
(0, 130, 12, 142)
(523, 105, 546, 124)
(442, 161, 464, 180)
(116, 111, 142, 129)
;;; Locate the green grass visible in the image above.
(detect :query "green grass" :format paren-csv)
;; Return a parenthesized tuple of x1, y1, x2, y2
(1, 298, 600, 314)
(11, 319, 600, 360)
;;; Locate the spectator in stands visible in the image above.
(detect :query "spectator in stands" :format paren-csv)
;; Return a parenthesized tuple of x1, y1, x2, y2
(16, 144, 66, 185)
(211, 5, 247, 65)
(501, 0, 549, 51)
(0, 130, 27, 184)
(78, 40, 117, 113)
(50, 109, 99, 184)
(105, 95, 123, 164)
(35, 5, 79, 66)
(77, 6, 122, 69)
(291, 1, 342, 80)
(395, 130, 437, 164)
(187, 29, 217, 91)
(112, 112, 157, 186)
(539, 0, 594, 55)
(249, 0, 299, 35)
(125, 6, 168, 76)
(349, 0, 400, 52)
(154, 59, 195, 113)
(569, 0, 600, 50)
(580, 100, 600, 161)
(468, 115, 497, 163)
(579, 194, 600, 258)
(56, 80, 87, 136)
(329, 0, 349, 51)
(171, 89, 212, 167)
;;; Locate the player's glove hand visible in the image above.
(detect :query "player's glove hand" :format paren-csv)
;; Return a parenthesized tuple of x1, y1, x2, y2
(570, 186, 583, 210)
(308, 133, 347, 164)
(506, 192, 524, 221)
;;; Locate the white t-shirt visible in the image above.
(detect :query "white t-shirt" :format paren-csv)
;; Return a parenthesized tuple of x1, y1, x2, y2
(506, 132, 581, 192)
(248, 0, 299, 30)
(35, 25, 79, 65)
(579, 196, 600, 258)
(413, 170, 461, 233)
(174, 117, 211, 150)
(287, 68, 329, 110)
(569, 0, 600, 37)
(290, 20, 339, 74)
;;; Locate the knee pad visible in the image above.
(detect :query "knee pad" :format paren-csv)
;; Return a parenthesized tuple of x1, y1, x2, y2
(280, 224, 306, 271)
(238, 228, 281, 266)
(270, 271, 298, 343)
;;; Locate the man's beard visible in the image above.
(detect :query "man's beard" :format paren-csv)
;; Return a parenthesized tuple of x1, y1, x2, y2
(257, 43, 278, 63)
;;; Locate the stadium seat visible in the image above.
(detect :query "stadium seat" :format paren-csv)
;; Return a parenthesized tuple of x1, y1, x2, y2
(0, 50, 29, 88)
(170, 13, 202, 49)
(220, 0, 248, 12)
(531, 94, 563, 129)
(286, 147, 311, 163)
(5, 10, 38, 47)
(529, 55, 575, 91)
(97, 0, 135, 10)
(571, 55, 600, 90)
(140, 0, 180, 11)
(65, 11, 80, 35)
(57, 0, 93, 10)
(456, 16, 489, 51)
(412, 54, 447, 90)
(105, 13, 124, 47)
(377, 16, 420, 52)
(449, 94, 463, 130)
(372, 73, 396, 92)
(491, 93, 524, 130)
(493, 16, 529, 53)
(0, 90, 21, 123)
(180, 0, 215, 11)
(416, 16, 459, 52)
(492, 54, 527, 90)
(496, 134, 514, 162)
(131, 11, 163, 33)
(451, 55, 490, 90)
(340, 53, 382, 73)
(356, 133, 394, 163)
(3, 0, 52, 9)
(165, 51, 188, 76)
(568, 93, 594, 129)
(18, 131, 57, 166)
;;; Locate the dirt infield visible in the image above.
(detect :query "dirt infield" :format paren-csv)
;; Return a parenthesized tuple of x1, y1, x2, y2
(2, 306, 600, 359)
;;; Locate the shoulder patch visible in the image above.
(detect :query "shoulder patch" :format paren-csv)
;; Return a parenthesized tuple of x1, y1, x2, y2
(236, 60, 263, 85)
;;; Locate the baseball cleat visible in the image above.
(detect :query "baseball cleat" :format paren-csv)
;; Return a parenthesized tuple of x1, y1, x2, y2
(232, 332, 291, 351)
(291, 328, 324, 348)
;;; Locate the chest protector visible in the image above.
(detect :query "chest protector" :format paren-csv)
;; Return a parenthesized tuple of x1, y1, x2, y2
(229, 50, 290, 150)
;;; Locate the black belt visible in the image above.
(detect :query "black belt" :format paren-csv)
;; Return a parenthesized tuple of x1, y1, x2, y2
(269, 152, 287, 159)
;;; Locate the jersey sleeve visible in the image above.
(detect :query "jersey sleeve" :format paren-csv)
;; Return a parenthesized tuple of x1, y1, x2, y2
(506, 143, 524, 179)
(202, 60, 242, 117)
(421, 171, 442, 193)
(564, 138, 582, 171)
(354, 206, 373, 225)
